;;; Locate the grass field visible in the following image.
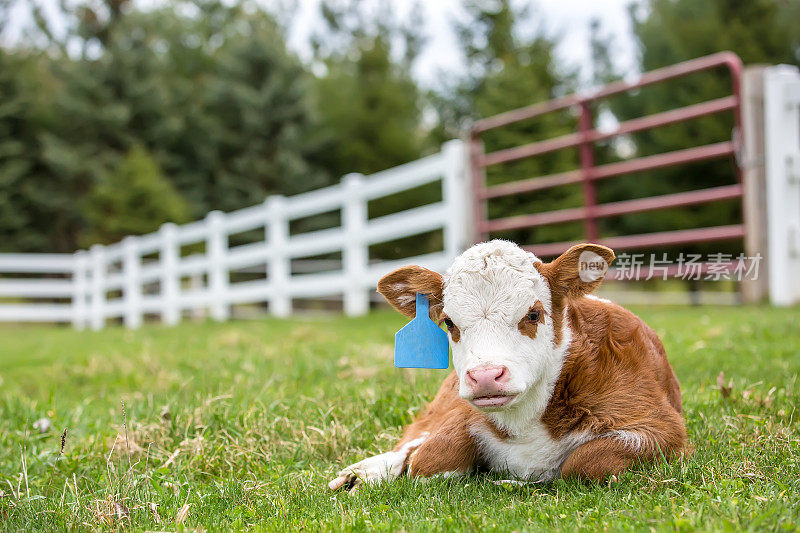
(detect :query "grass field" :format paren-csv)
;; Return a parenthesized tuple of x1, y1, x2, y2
(1, 305, 799, 531)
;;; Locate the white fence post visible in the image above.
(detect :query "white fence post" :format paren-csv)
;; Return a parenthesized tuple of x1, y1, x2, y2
(189, 274, 204, 320)
(266, 195, 291, 317)
(442, 139, 469, 261)
(89, 244, 106, 330)
(206, 210, 230, 321)
(160, 222, 180, 326)
(764, 65, 800, 306)
(122, 236, 142, 329)
(343, 173, 369, 316)
(72, 250, 88, 330)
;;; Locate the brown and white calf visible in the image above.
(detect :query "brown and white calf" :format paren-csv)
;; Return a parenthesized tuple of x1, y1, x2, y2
(329, 240, 686, 490)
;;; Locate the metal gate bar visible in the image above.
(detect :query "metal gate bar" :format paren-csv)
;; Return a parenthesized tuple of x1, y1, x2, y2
(485, 184, 743, 232)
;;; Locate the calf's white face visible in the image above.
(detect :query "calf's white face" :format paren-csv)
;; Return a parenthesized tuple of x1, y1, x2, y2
(441, 241, 555, 409)
(377, 240, 614, 414)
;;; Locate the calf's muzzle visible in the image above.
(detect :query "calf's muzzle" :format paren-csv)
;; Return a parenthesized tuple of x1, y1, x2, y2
(465, 364, 510, 400)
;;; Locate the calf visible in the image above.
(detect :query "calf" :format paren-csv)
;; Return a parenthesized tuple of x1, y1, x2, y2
(329, 240, 686, 490)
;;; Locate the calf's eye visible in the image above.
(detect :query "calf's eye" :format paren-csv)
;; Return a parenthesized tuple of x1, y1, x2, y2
(441, 316, 461, 342)
(527, 310, 541, 322)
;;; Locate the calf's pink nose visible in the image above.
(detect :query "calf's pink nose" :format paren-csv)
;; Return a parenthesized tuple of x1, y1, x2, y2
(466, 365, 510, 396)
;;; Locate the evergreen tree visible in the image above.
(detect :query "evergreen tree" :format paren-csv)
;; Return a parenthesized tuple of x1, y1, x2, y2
(1, 0, 329, 252)
(81, 145, 190, 246)
(54, 0, 329, 217)
(311, 0, 430, 178)
(309, 0, 438, 260)
(0, 48, 81, 252)
(440, 0, 580, 247)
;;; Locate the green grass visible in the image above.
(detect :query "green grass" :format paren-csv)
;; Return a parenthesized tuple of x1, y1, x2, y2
(1, 306, 799, 531)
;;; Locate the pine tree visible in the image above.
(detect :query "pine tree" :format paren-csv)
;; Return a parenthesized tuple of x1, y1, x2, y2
(310, 0, 437, 260)
(81, 145, 190, 246)
(57, 0, 330, 217)
(440, 0, 580, 247)
(311, 0, 430, 177)
(1, 0, 330, 252)
(0, 48, 83, 252)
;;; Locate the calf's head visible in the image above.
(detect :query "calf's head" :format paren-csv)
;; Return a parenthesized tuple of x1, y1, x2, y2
(378, 240, 614, 411)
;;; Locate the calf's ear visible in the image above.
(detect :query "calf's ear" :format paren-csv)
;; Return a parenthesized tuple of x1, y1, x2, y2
(538, 243, 615, 299)
(377, 266, 444, 320)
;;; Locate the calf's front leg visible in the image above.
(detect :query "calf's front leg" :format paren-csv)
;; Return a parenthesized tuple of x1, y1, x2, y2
(327, 432, 430, 491)
(328, 414, 479, 491)
(329, 374, 480, 491)
(404, 415, 479, 478)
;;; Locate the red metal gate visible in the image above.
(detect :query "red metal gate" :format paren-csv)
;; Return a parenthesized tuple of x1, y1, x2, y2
(469, 52, 744, 269)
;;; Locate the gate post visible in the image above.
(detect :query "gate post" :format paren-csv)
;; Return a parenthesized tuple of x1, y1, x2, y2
(764, 65, 800, 306)
(72, 250, 88, 330)
(160, 222, 180, 326)
(469, 133, 487, 243)
(740, 66, 770, 303)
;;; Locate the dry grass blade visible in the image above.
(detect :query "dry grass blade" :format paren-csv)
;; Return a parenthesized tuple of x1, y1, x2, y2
(93, 498, 114, 526)
(5, 480, 18, 500)
(162, 448, 181, 468)
(175, 503, 191, 524)
(105, 434, 119, 488)
(72, 473, 80, 510)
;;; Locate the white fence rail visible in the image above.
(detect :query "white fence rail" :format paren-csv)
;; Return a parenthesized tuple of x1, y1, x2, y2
(0, 254, 76, 323)
(0, 140, 469, 329)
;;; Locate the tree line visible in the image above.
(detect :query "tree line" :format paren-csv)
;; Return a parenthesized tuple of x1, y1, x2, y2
(0, 0, 796, 254)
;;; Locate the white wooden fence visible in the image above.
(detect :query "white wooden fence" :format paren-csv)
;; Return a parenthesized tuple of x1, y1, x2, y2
(0, 140, 469, 329)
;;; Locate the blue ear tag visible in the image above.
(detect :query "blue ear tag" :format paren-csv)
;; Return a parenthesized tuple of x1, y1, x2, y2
(394, 293, 449, 369)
